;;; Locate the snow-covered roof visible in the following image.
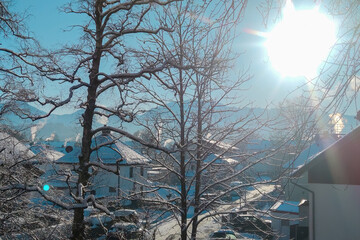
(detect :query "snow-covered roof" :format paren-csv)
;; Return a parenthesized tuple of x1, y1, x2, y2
(270, 200, 299, 214)
(203, 138, 239, 151)
(204, 153, 238, 164)
(114, 140, 150, 165)
(42, 149, 65, 161)
(291, 126, 360, 184)
(283, 134, 337, 169)
(0, 132, 35, 164)
(214, 153, 238, 164)
(31, 145, 65, 162)
(283, 143, 324, 169)
(57, 132, 150, 165)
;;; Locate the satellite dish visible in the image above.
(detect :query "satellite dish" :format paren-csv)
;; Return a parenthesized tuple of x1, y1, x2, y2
(65, 146, 73, 153)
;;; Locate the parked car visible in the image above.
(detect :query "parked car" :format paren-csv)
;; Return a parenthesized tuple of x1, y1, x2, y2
(221, 207, 251, 224)
(113, 209, 139, 224)
(86, 209, 139, 226)
(229, 214, 272, 239)
(106, 222, 151, 240)
(209, 229, 237, 239)
(86, 209, 141, 239)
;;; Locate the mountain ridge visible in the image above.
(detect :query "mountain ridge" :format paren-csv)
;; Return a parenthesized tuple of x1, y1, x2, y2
(0, 103, 357, 141)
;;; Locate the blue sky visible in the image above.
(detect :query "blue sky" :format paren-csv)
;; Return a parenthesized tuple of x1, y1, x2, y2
(9, 0, 345, 115)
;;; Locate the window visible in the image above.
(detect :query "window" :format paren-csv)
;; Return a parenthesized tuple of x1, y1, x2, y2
(109, 187, 116, 193)
(140, 167, 144, 176)
(129, 167, 133, 178)
(140, 186, 144, 197)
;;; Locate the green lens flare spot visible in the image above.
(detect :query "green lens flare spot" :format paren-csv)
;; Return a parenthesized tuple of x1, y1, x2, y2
(43, 184, 50, 191)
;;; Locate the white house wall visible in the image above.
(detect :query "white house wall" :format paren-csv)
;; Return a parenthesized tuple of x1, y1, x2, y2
(92, 169, 118, 198)
(285, 172, 309, 201)
(49, 163, 148, 203)
(271, 212, 299, 240)
(92, 165, 148, 199)
(119, 166, 134, 196)
(309, 183, 360, 240)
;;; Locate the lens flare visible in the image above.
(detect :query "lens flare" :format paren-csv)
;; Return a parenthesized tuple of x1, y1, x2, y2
(265, 0, 337, 78)
(43, 184, 50, 191)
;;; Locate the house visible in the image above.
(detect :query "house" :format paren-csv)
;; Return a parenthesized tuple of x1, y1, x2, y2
(0, 132, 43, 180)
(0, 132, 36, 164)
(283, 132, 337, 201)
(270, 200, 300, 240)
(203, 138, 278, 176)
(241, 139, 277, 176)
(283, 132, 338, 171)
(49, 130, 151, 205)
(0, 132, 55, 234)
(288, 126, 360, 240)
(30, 143, 65, 173)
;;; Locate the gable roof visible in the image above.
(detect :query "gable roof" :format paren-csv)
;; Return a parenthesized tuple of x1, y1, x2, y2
(30, 144, 65, 162)
(0, 132, 35, 164)
(283, 134, 337, 169)
(204, 153, 238, 164)
(292, 126, 360, 185)
(57, 133, 150, 165)
(93, 134, 150, 165)
(203, 138, 239, 152)
(270, 200, 299, 215)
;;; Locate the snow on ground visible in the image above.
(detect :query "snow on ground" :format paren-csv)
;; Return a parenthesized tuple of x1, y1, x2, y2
(152, 184, 276, 240)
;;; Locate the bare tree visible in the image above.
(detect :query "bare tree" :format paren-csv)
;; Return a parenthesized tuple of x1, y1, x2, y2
(0, 0, 38, 115)
(1, 0, 344, 239)
(0, 0, 180, 239)
(124, 1, 293, 239)
(0, 3, 58, 238)
(0, 130, 74, 239)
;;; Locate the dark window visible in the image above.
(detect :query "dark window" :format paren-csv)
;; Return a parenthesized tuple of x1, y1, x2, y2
(129, 167, 133, 178)
(109, 187, 116, 193)
(140, 167, 144, 176)
(140, 186, 144, 197)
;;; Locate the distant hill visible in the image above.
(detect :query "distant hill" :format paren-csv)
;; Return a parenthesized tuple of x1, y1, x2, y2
(0, 103, 83, 142)
(0, 102, 358, 142)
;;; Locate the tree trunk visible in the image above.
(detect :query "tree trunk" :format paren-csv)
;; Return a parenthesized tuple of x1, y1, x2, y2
(179, 43, 188, 240)
(191, 81, 203, 239)
(71, 85, 97, 240)
(71, 1, 103, 239)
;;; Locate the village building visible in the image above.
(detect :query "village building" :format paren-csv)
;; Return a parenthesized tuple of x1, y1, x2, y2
(287, 126, 360, 240)
(39, 130, 151, 206)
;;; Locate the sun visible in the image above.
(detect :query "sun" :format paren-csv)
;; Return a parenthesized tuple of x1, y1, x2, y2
(265, 1, 337, 78)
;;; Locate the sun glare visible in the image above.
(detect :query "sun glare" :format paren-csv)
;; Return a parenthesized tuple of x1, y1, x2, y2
(265, 1, 337, 78)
